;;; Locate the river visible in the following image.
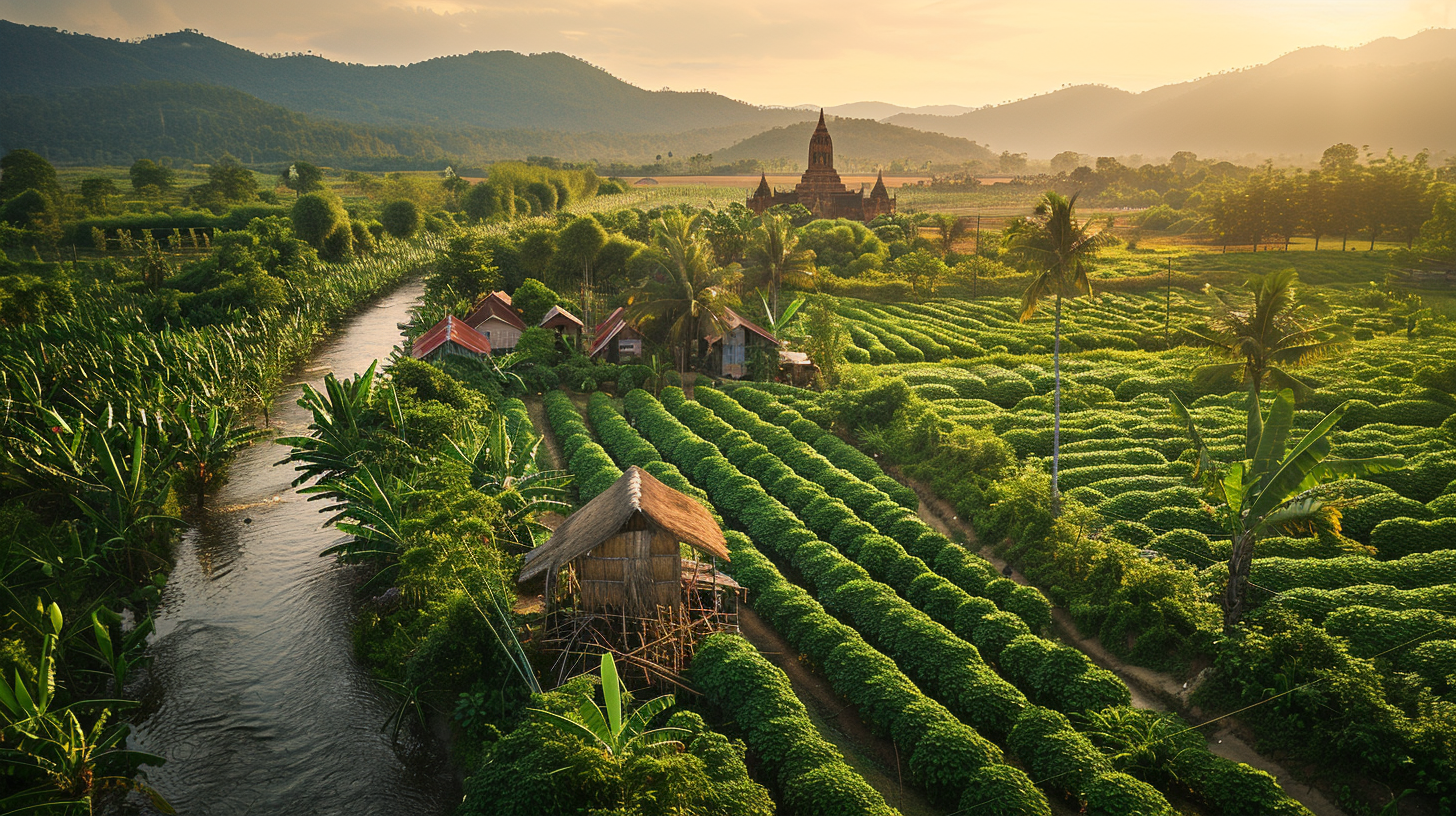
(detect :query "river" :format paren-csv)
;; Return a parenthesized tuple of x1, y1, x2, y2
(128, 280, 457, 815)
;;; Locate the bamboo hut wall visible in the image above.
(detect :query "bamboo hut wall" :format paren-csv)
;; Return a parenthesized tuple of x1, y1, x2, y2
(575, 519, 682, 615)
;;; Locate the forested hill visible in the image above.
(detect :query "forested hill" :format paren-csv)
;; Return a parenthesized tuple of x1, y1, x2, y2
(0, 21, 809, 135)
(713, 117, 997, 170)
(887, 28, 1456, 158)
(0, 82, 798, 167)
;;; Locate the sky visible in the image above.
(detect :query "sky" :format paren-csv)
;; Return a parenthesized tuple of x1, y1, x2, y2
(1, 0, 1452, 108)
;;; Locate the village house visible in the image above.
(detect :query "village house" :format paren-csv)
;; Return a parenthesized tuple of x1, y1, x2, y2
(588, 306, 646, 364)
(463, 290, 528, 352)
(409, 314, 492, 361)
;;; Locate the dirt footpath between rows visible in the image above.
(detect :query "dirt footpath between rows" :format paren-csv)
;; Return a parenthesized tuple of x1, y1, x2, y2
(891, 467, 1343, 816)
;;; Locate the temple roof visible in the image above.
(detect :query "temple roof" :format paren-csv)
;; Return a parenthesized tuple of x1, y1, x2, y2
(870, 170, 889, 199)
(753, 172, 772, 198)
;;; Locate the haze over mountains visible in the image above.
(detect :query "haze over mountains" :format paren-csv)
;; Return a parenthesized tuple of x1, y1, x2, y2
(1, 20, 1452, 167)
(889, 29, 1456, 159)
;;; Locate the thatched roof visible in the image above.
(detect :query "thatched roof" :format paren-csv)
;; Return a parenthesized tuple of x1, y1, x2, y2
(518, 466, 728, 582)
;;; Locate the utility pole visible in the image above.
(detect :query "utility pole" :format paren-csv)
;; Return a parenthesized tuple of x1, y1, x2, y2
(1165, 257, 1173, 349)
(975, 213, 982, 256)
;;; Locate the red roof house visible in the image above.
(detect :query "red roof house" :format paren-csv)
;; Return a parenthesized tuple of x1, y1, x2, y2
(411, 315, 493, 360)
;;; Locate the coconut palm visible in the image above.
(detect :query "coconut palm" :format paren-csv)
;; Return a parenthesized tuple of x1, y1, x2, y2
(1183, 269, 1343, 459)
(624, 210, 740, 372)
(742, 213, 815, 321)
(1003, 191, 1107, 516)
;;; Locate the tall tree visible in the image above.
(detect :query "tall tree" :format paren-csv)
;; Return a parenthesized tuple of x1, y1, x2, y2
(128, 159, 175, 194)
(743, 212, 815, 321)
(1003, 191, 1106, 516)
(555, 216, 608, 328)
(1183, 269, 1343, 460)
(280, 161, 325, 195)
(925, 212, 967, 258)
(623, 210, 738, 372)
(0, 149, 59, 202)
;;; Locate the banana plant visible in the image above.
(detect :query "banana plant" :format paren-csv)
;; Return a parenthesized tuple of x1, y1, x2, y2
(1170, 388, 1403, 631)
(305, 465, 415, 562)
(175, 400, 267, 508)
(0, 603, 174, 815)
(90, 609, 154, 693)
(441, 412, 571, 546)
(276, 362, 406, 486)
(531, 653, 684, 760)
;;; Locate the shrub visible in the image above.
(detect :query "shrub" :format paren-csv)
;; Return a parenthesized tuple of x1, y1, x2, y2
(1370, 517, 1456, 560)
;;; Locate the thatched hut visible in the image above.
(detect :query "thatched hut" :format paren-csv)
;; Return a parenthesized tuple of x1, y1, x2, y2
(519, 466, 730, 618)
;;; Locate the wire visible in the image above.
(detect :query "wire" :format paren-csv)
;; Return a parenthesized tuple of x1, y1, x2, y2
(950, 626, 1447, 815)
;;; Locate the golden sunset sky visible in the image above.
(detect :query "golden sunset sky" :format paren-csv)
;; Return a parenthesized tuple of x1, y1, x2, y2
(1, 0, 1452, 107)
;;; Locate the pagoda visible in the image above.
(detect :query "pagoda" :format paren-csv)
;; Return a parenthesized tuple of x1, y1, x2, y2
(747, 111, 895, 222)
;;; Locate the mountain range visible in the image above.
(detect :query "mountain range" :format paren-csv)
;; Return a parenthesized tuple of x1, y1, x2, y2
(887, 29, 1456, 159)
(2, 20, 1454, 167)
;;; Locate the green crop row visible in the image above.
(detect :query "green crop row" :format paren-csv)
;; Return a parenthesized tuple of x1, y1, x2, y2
(1241, 549, 1456, 593)
(721, 536, 1049, 814)
(674, 391, 1141, 728)
(585, 392, 714, 515)
(1259, 584, 1456, 623)
(542, 390, 621, 502)
(705, 387, 1054, 634)
(624, 390, 1162, 811)
(1370, 517, 1456, 561)
(691, 634, 901, 816)
(620, 390, 1053, 810)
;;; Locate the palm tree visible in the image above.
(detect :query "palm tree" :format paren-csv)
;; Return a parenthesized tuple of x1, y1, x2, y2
(1183, 269, 1342, 460)
(925, 212, 968, 258)
(742, 213, 815, 321)
(624, 210, 739, 373)
(1003, 191, 1106, 516)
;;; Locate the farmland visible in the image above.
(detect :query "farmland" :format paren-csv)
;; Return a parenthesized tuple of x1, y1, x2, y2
(6, 132, 1456, 816)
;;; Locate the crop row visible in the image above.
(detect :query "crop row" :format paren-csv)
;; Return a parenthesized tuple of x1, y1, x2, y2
(692, 632, 901, 816)
(616, 387, 1309, 816)
(544, 392, 898, 815)
(713, 386, 1056, 632)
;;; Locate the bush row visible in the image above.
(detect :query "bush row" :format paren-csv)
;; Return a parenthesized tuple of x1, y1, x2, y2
(542, 390, 621, 501)
(720, 536, 1047, 813)
(1243, 549, 1456, 593)
(692, 634, 901, 816)
(585, 391, 714, 516)
(714, 387, 1052, 632)
(648, 391, 1137, 743)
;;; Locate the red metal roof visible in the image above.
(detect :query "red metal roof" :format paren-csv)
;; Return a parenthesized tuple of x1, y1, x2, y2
(464, 296, 527, 331)
(589, 318, 629, 358)
(411, 315, 493, 359)
(595, 306, 625, 338)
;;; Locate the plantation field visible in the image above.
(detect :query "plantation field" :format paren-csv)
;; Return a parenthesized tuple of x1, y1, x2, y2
(720, 276, 1456, 808)
(529, 381, 1321, 815)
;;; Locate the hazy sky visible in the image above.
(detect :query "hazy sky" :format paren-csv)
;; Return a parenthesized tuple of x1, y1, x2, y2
(2, 0, 1452, 107)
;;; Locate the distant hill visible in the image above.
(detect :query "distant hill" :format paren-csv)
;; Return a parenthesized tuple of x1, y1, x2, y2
(823, 101, 978, 120)
(0, 21, 808, 135)
(0, 82, 797, 166)
(712, 117, 996, 170)
(889, 29, 1456, 158)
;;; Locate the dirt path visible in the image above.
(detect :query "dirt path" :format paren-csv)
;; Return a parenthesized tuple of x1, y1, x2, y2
(888, 467, 1344, 816)
(525, 394, 566, 471)
(736, 608, 949, 816)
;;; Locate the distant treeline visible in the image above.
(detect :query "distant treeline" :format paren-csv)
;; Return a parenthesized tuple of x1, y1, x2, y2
(0, 83, 740, 167)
